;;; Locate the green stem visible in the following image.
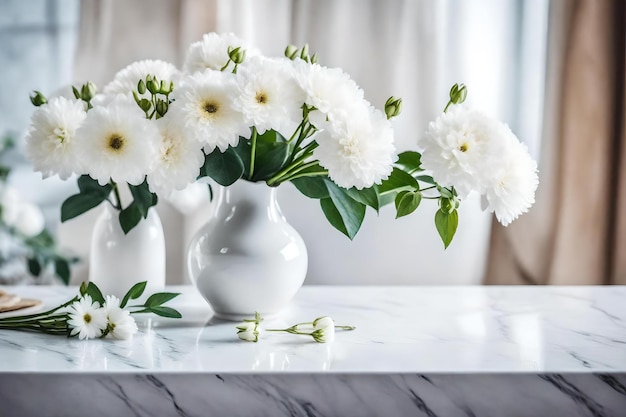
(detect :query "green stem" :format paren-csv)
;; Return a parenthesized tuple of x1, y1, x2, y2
(110, 181, 123, 210)
(248, 127, 258, 179)
(220, 59, 232, 72)
(443, 100, 453, 113)
(277, 168, 328, 184)
(0, 297, 77, 324)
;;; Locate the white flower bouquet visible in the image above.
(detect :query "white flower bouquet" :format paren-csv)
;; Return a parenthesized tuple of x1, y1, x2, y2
(25, 32, 538, 246)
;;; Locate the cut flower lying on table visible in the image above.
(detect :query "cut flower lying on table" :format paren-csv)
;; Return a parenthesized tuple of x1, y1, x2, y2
(236, 312, 355, 343)
(0, 281, 181, 340)
(24, 32, 538, 247)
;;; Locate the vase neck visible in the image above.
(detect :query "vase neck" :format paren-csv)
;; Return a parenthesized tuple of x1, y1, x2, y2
(214, 180, 282, 221)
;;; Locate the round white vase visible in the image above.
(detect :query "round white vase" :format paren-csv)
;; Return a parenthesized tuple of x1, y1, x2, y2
(187, 180, 308, 320)
(89, 204, 166, 300)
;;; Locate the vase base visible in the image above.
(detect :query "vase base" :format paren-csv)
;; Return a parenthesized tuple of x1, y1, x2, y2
(211, 310, 283, 322)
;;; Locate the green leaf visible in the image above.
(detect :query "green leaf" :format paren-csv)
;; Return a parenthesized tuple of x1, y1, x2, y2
(292, 176, 329, 199)
(120, 281, 147, 308)
(27, 258, 41, 277)
(320, 198, 349, 237)
(128, 179, 157, 219)
(438, 186, 453, 199)
(119, 203, 142, 234)
(85, 282, 105, 305)
(144, 292, 180, 308)
(435, 209, 458, 249)
(415, 175, 436, 185)
(77, 175, 111, 196)
(61, 193, 109, 222)
(146, 306, 182, 318)
(200, 147, 245, 186)
(345, 186, 380, 212)
(54, 258, 71, 285)
(256, 129, 286, 144)
(395, 190, 422, 218)
(251, 141, 290, 181)
(377, 168, 420, 207)
(231, 139, 251, 178)
(322, 181, 366, 239)
(395, 151, 422, 173)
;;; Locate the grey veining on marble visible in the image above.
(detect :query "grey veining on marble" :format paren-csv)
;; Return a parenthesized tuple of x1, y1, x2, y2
(1, 373, 625, 417)
(1, 285, 626, 374)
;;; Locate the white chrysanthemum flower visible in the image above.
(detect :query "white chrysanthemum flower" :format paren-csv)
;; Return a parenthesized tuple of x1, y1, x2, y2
(170, 70, 250, 152)
(234, 56, 305, 135)
(67, 295, 108, 340)
(419, 105, 507, 198)
(483, 139, 539, 226)
(315, 105, 396, 189)
(74, 96, 160, 186)
(147, 115, 205, 196)
(294, 60, 365, 129)
(184, 32, 260, 73)
(104, 59, 179, 98)
(25, 96, 86, 179)
(311, 316, 335, 343)
(103, 295, 138, 340)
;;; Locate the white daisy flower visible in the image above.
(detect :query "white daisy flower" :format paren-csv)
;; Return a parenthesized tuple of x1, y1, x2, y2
(170, 70, 250, 152)
(234, 56, 305, 135)
(483, 138, 539, 226)
(74, 95, 160, 186)
(419, 105, 505, 198)
(294, 60, 365, 129)
(183, 32, 260, 74)
(103, 295, 138, 340)
(315, 105, 396, 189)
(67, 295, 108, 340)
(147, 115, 205, 196)
(104, 59, 179, 98)
(24, 96, 86, 180)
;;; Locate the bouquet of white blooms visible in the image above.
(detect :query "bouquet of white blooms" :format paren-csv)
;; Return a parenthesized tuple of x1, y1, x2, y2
(25, 32, 538, 246)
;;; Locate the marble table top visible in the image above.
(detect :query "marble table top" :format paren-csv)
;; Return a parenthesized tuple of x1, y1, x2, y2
(0, 285, 625, 374)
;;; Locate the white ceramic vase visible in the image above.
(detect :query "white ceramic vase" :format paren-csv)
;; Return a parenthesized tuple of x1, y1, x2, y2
(89, 204, 166, 300)
(187, 180, 308, 320)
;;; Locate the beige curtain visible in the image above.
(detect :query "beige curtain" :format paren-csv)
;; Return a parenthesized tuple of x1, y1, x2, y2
(485, 0, 626, 285)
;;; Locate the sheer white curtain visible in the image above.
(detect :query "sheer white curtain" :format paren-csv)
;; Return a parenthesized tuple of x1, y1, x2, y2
(63, 0, 547, 285)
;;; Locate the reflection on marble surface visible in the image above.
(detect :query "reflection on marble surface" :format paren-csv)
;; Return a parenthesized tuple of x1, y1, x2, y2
(1, 285, 626, 373)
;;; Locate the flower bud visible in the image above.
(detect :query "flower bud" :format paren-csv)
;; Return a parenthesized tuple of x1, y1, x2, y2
(156, 100, 168, 117)
(138, 99, 152, 112)
(147, 78, 160, 94)
(384, 96, 402, 119)
(285, 44, 298, 60)
(236, 321, 259, 342)
(310, 53, 318, 64)
(300, 43, 310, 61)
(311, 316, 335, 343)
(137, 79, 146, 95)
(237, 330, 259, 342)
(228, 46, 246, 64)
(449, 83, 467, 105)
(29, 91, 48, 107)
(169, 81, 174, 93)
(81, 82, 97, 101)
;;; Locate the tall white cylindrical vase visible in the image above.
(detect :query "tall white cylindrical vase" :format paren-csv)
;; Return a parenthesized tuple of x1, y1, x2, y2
(187, 180, 308, 320)
(89, 204, 165, 300)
